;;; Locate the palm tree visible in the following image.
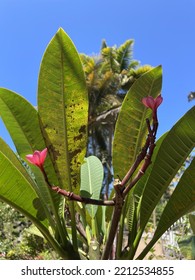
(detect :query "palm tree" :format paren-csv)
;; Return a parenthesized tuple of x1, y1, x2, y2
(80, 40, 152, 197)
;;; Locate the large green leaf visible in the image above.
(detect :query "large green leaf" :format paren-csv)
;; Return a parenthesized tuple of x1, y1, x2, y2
(139, 106, 195, 232)
(0, 88, 59, 185)
(80, 156, 103, 218)
(0, 88, 42, 156)
(0, 150, 48, 230)
(112, 65, 162, 180)
(137, 156, 195, 259)
(0, 150, 68, 256)
(38, 28, 88, 194)
(0, 88, 63, 234)
(0, 137, 56, 228)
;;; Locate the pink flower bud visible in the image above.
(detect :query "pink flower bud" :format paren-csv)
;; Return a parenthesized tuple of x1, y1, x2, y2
(26, 148, 47, 170)
(142, 95, 163, 111)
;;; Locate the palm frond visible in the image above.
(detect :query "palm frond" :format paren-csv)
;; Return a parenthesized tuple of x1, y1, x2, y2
(101, 47, 120, 73)
(80, 54, 95, 75)
(116, 40, 135, 71)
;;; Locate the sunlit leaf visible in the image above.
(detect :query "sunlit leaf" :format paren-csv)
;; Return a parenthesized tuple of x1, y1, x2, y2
(0, 89, 64, 234)
(137, 155, 195, 259)
(0, 150, 49, 230)
(38, 28, 88, 194)
(139, 106, 195, 231)
(113, 65, 162, 180)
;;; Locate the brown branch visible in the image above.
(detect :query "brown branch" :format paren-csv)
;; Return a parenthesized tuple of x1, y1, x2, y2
(123, 139, 156, 197)
(89, 106, 121, 126)
(41, 165, 115, 206)
(101, 181, 124, 260)
(50, 186, 115, 206)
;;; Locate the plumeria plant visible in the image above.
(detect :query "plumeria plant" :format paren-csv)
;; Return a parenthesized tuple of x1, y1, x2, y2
(0, 28, 195, 260)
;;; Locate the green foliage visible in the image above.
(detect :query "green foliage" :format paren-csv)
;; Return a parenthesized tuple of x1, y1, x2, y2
(113, 66, 162, 179)
(177, 214, 195, 260)
(134, 108, 195, 257)
(38, 28, 88, 195)
(178, 236, 195, 260)
(0, 28, 88, 259)
(0, 202, 54, 260)
(0, 28, 195, 260)
(80, 156, 104, 218)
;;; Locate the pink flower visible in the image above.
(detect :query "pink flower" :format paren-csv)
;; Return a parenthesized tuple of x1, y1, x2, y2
(26, 148, 47, 170)
(142, 95, 163, 111)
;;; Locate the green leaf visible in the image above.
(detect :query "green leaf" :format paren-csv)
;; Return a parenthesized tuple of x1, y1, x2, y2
(38, 28, 88, 194)
(25, 224, 45, 239)
(80, 156, 103, 218)
(0, 139, 77, 259)
(0, 89, 64, 234)
(126, 190, 136, 245)
(0, 87, 59, 184)
(0, 150, 49, 230)
(0, 137, 58, 228)
(139, 106, 195, 231)
(95, 205, 106, 236)
(155, 157, 195, 233)
(37, 28, 88, 251)
(113, 65, 162, 180)
(0, 138, 35, 186)
(136, 116, 195, 259)
(0, 89, 42, 156)
(138, 157, 195, 259)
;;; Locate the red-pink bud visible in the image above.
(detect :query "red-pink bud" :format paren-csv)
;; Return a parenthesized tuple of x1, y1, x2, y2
(26, 148, 47, 170)
(142, 95, 163, 111)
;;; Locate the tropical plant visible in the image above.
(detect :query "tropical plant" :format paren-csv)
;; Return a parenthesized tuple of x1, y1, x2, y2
(0, 28, 195, 260)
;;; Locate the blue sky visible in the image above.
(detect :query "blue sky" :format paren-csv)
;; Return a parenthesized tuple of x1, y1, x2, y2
(0, 0, 195, 148)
